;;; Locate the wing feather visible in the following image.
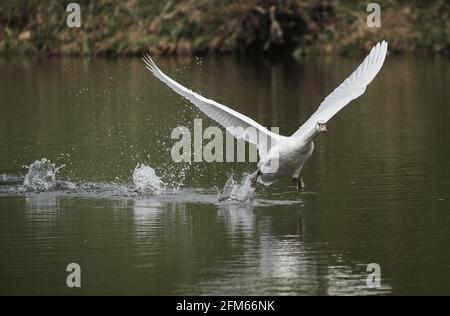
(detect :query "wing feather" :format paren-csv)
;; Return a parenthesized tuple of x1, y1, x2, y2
(292, 41, 388, 139)
(142, 55, 281, 153)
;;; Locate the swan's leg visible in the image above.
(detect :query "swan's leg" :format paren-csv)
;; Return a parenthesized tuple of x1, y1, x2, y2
(251, 170, 261, 185)
(296, 177, 305, 191)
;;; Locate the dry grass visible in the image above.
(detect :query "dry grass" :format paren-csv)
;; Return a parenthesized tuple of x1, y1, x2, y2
(0, 0, 448, 56)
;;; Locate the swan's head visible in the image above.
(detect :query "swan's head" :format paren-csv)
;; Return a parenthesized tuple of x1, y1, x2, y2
(317, 121, 327, 133)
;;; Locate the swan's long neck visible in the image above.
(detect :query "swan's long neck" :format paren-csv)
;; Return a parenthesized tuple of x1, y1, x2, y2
(302, 127, 320, 143)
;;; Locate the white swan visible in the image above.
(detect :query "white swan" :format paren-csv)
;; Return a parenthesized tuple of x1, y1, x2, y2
(143, 41, 388, 190)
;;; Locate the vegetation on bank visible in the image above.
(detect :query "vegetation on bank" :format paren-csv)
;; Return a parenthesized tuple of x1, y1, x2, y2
(0, 0, 448, 56)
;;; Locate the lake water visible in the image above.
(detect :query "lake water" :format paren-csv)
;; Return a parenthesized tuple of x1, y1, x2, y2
(0, 54, 449, 295)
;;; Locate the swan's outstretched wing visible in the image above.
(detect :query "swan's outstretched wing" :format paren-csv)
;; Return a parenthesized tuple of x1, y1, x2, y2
(292, 41, 388, 139)
(142, 55, 281, 153)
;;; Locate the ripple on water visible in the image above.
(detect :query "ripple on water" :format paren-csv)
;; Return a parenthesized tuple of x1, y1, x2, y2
(0, 158, 302, 208)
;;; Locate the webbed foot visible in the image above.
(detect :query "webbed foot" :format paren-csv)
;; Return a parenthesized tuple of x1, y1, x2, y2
(251, 170, 261, 186)
(295, 177, 305, 192)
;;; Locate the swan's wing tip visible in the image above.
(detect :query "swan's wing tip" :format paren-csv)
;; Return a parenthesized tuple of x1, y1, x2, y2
(291, 40, 389, 139)
(380, 40, 388, 53)
(142, 53, 157, 72)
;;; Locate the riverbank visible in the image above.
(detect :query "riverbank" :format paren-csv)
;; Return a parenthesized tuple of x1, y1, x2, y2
(1, 0, 448, 57)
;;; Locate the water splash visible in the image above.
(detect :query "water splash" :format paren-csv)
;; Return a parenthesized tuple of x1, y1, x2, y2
(20, 158, 75, 192)
(3, 158, 261, 202)
(132, 163, 164, 194)
(218, 173, 255, 202)
(0, 159, 304, 207)
(160, 160, 191, 190)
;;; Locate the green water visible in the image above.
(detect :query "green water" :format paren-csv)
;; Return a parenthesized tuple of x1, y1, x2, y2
(0, 54, 449, 295)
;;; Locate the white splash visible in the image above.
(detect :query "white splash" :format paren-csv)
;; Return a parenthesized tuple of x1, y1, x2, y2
(132, 163, 163, 194)
(218, 173, 255, 202)
(21, 158, 75, 192)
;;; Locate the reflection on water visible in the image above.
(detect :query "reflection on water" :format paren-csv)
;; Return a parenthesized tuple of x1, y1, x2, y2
(0, 193, 390, 295)
(0, 54, 449, 295)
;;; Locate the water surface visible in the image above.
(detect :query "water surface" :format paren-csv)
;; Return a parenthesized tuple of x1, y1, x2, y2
(0, 54, 449, 295)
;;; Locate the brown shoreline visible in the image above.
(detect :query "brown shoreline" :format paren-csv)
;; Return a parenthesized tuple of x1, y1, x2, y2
(1, 0, 448, 57)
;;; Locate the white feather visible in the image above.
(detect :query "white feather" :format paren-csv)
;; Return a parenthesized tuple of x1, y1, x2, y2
(142, 55, 282, 155)
(142, 41, 388, 185)
(292, 41, 388, 139)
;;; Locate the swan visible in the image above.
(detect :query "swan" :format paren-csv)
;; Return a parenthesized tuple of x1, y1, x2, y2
(143, 41, 388, 191)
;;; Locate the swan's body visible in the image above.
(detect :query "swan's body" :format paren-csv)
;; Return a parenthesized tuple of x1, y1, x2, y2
(143, 41, 388, 190)
(256, 137, 314, 186)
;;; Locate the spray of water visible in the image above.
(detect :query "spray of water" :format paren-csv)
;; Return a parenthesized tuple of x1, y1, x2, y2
(132, 163, 164, 194)
(6, 158, 257, 202)
(218, 173, 255, 202)
(20, 158, 75, 192)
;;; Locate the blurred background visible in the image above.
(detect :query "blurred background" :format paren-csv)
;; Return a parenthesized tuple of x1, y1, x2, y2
(1, 0, 448, 57)
(1, 1, 450, 295)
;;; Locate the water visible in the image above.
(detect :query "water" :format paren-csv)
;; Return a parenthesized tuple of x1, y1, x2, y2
(0, 55, 449, 295)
